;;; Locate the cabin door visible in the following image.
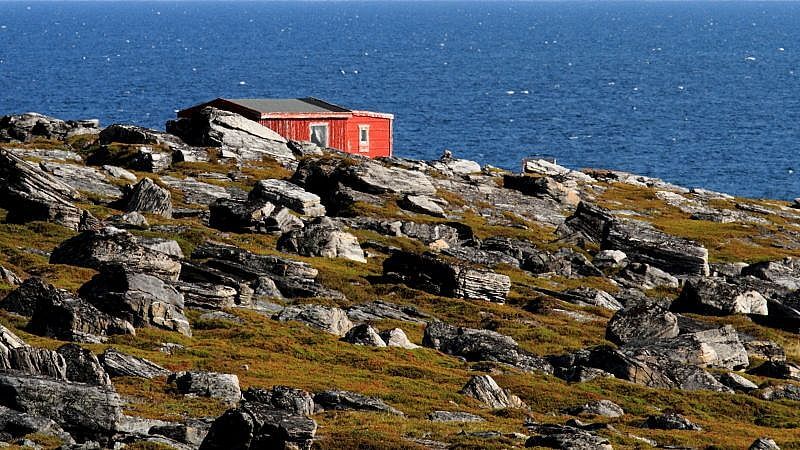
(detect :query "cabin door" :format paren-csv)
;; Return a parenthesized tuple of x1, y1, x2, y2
(309, 123, 329, 147)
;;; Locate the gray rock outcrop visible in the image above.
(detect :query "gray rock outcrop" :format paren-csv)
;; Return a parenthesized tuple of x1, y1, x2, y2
(460, 375, 526, 409)
(277, 217, 366, 262)
(119, 177, 173, 218)
(249, 179, 325, 217)
(274, 304, 354, 337)
(605, 303, 680, 346)
(341, 324, 386, 347)
(99, 348, 170, 379)
(314, 390, 403, 416)
(169, 371, 242, 406)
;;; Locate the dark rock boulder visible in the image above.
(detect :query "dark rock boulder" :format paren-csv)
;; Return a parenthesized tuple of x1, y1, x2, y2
(423, 321, 553, 374)
(627, 325, 749, 371)
(24, 279, 135, 343)
(50, 227, 182, 281)
(759, 384, 800, 401)
(314, 390, 403, 416)
(99, 348, 170, 379)
(208, 197, 276, 232)
(79, 265, 191, 336)
(504, 174, 581, 205)
(642, 413, 701, 431)
(118, 177, 173, 218)
(460, 375, 526, 409)
(0, 373, 123, 443)
(717, 372, 759, 392)
(605, 303, 680, 346)
(524, 423, 613, 450)
(341, 323, 386, 347)
(672, 277, 769, 316)
(614, 262, 679, 290)
(168, 371, 241, 406)
(1, 277, 59, 317)
(166, 107, 295, 164)
(277, 216, 366, 263)
(383, 251, 511, 303)
(199, 401, 316, 450)
(742, 257, 800, 290)
(56, 344, 111, 386)
(99, 123, 184, 148)
(0, 148, 88, 230)
(747, 360, 800, 380)
(0, 405, 75, 444)
(273, 304, 354, 337)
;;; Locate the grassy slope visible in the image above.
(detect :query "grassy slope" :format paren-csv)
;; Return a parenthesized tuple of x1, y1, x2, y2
(1, 150, 800, 449)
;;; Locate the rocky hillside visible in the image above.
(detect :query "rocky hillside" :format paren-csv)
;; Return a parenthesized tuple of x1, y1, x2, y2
(0, 109, 799, 450)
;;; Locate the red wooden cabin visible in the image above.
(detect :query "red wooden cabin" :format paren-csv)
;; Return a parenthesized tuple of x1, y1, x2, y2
(177, 97, 394, 158)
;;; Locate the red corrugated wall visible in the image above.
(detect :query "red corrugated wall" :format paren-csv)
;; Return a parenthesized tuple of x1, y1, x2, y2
(259, 118, 349, 151)
(345, 114, 392, 158)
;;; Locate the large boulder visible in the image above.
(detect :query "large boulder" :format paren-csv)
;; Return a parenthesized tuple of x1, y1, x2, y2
(383, 251, 511, 302)
(1, 276, 59, 317)
(0, 148, 88, 230)
(605, 303, 680, 346)
(341, 324, 386, 347)
(460, 375, 525, 409)
(0, 373, 123, 442)
(642, 413, 701, 431)
(567, 400, 624, 418)
(79, 266, 191, 336)
(565, 202, 709, 276)
(672, 277, 769, 316)
(627, 326, 749, 371)
(314, 390, 403, 416)
(39, 161, 123, 200)
(168, 371, 242, 406)
(379, 328, 419, 349)
(57, 344, 112, 386)
(118, 177, 173, 218)
(166, 107, 295, 164)
(209, 198, 277, 233)
(0, 112, 98, 142)
(50, 227, 182, 281)
(99, 123, 184, 148)
(273, 304, 354, 337)
(277, 217, 366, 263)
(99, 348, 170, 379)
(524, 423, 613, 450)
(242, 386, 315, 416)
(742, 257, 800, 291)
(199, 400, 316, 450)
(0, 405, 75, 444)
(248, 179, 325, 217)
(423, 321, 553, 374)
(750, 437, 781, 450)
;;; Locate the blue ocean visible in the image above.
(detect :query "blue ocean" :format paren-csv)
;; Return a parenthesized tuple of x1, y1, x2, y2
(1, 1, 799, 199)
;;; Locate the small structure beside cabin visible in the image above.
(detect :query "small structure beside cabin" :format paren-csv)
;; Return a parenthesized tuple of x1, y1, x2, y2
(177, 97, 394, 158)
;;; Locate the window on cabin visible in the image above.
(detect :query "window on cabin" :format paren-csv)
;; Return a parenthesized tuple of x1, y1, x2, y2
(358, 125, 369, 152)
(309, 123, 329, 147)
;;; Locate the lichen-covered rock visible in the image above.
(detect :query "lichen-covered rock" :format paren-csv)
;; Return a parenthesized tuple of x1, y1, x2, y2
(460, 375, 526, 409)
(38, 161, 122, 200)
(379, 328, 419, 349)
(273, 304, 354, 337)
(160, 175, 231, 206)
(169, 371, 241, 406)
(750, 437, 781, 450)
(743, 257, 800, 291)
(423, 321, 553, 374)
(428, 411, 484, 423)
(748, 360, 800, 381)
(0, 148, 88, 230)
(50, 227, 182, 281)
(119, 177, 173, 218)
(634, 325, 749, 371)
(567, 400, 624, 418)
(277, 217, 366, 262)
(199, 401, 316, 450)
(242, 386, 315, 416)
(614, 262, 679, 290)
(383, 251, 511, 302)
(249, 179, 325, 217)
(341, 324, 386, 347)
(314, 390, 403, 416)
(99, 348, 170, 379)
(673, 277, 769, 316)
(208, 197, 276, 232)
(57, 344, 112, 386)
(79, 266, 191, 336)
(605, 303, 680, 346)
(106, 211, 149, 229)
(524, 424, 613, 450)
(1, 277, 58, 317)
(345, 301, 430, 324)
(0, 112, 98, 142)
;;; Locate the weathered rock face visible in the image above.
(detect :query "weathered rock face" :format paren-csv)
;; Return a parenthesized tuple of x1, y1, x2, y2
(57, 344, 112, 386)
(379, 328, 420, 349)
(460, 375, 525, 409)
(79, 266, 191, 336)
(39, 161, 122, 200)
(341, 324, 386, 347)
(742, 257, 800, 291)
(544, 287, 624, 311)
(383, 251, 511, 302)
(243, 386, 315, 416)
(642, 413, 701, 431)
(614, 262, 679, 290)
(199, 400, 317, 450)
(106, 211, 149, 229)
(605, 304, 680, 346)
(314, 390, 403, 416)
(749, 437, 781, 450)
(160, 175, 232, 206)
(99, 348, 170, 379)
(748, 360, 800, 381)
(628, 326, 749, 371)
(169, 371, 242, 406)
(567, 400, 624, 418)
(504, 174, 581, 205)
(277, 217, 366, 263)
(423, 321, 553, 374)
(99, 123, 184, 148)
(273, 304, 354, 337)
(0, 404, 75, 444)
(428, 411, 484, 423)
(759, 384, 800, 401)
(565, 202, 709, 276)
(0, 265, 21, 287)
(398, 194, 446, 217)
(0, 112, 98, 142)
(673, 277, 769, 316)
(1, 277, 57, 317)
(524, 423, 613, 450)
(0, 148, 88, 230)
(166, 107, 296, 164)
(50, 227, 182, 281)
(345, 301, 430, 324)
(0, 373, 123, 442)
(209, 197, 276, 233)
(119, 177, 173, 218)
(248, 179, 325, 217)
(717, 372, 759, 392)
(2, 345, 66, 380)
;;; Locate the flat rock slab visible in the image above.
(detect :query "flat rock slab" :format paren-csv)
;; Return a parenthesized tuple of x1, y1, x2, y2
(160, 175, 231, 206)
(249, 179, 325, 217)
(39, 161, 122, 199)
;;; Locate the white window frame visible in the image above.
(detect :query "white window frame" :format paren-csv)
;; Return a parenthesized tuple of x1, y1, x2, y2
(309, 123, 329, 147)
(358, 124, 370, 153)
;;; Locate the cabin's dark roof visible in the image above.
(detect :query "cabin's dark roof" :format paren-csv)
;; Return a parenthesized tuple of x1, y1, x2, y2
(224, 97, 351, 114)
